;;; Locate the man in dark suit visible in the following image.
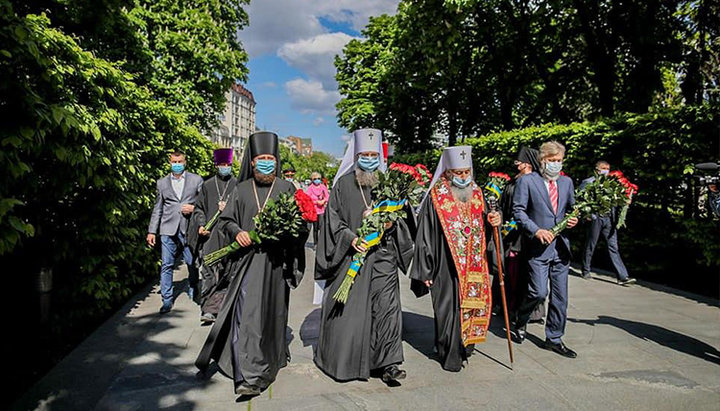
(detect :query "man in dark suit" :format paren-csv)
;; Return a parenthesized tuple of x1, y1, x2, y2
(146, 151, 204, 313)
(512, 141, 579, 358)
(580, 160, 635, 285)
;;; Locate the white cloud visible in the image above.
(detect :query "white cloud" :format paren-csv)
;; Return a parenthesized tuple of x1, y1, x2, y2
(239, 1, 399, 58)
(278, 32, 357, 89)
(313, 116, 326, 126)
(285, 79, 340, 115)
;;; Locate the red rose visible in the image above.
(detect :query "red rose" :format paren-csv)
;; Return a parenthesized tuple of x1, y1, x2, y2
(294, 190, 317, 222)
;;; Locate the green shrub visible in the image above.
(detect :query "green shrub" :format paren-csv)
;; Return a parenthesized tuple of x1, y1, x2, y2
(394, 105, 720, 295)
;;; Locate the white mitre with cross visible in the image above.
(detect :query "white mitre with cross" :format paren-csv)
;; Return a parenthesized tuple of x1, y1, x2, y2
(421, 145, 474, 205)
(333, 128, 388, 185)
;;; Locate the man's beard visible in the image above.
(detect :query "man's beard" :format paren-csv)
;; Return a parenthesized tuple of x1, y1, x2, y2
(451, 185, 472, 203)
(254, 169, 276, 185)
(355, 167, 378, 187)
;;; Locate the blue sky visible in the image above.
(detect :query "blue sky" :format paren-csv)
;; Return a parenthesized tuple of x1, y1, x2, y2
(238, 1, 400, 157)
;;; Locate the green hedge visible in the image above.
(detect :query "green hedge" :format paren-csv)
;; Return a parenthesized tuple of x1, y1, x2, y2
(0, 6, 216, 315)
(394, 105, 720, 297)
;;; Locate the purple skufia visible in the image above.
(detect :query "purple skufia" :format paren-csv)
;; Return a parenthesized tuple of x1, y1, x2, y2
(214, 148, 233, 165)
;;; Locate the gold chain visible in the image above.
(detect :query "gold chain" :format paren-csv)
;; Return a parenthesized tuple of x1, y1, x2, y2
(252, 178, 276, 214)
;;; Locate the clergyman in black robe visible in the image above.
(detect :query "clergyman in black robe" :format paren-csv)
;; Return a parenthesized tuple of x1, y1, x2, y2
(188, 148, 238, 322)
(195, 131, 304, 397)
(314, 128, 414, 383)
(409, 146, 502, 372)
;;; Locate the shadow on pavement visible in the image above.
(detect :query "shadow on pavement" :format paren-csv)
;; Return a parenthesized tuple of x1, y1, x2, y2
(300, 308, 321, 350)
(571, 315, 720, 365)
(401, 311, 436, 359)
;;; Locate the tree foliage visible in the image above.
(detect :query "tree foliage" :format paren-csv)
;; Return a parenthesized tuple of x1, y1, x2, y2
(280, 145, 340, 184)
(336, 0, 719, 149)
(0, 0, 246, 311)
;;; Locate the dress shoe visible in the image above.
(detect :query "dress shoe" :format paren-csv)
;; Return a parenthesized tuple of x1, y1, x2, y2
(234, 382, 261, 396)
(512, 324, 527, 343)
(465, 344, 475, 358)
(543, 340, 577, 358)
(159, 300, 173, 314)
(381, 365, 406, 382)
(581, 272, 592, 280)
(529, 318, 545, 326)
(618, 277, 636, 286)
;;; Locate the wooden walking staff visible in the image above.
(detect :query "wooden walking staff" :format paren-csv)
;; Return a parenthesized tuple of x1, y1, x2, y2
(491, 223, 514, 369)
(484, 190, 514, 369)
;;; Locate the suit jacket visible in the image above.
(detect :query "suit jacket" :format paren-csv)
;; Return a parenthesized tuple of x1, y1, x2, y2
(513, 172, 575, 259)
(148, 172, 204, 236)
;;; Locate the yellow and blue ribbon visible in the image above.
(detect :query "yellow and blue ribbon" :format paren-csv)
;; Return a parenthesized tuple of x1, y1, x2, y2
(484, 182, 501, 199)
(501, 219, 517, 236)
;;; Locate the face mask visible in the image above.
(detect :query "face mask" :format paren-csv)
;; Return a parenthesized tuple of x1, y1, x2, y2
(171, 163, 185, 174)
(598, 169, 609, 175)
(313, 179, 321, 185)
(358, 155, 380, 171)
(218, 166, 232, 177)
(452, 175, 472, 188)
(255, 159, 276, 175)
(544, 161, 562, 177)
(285, 177, 294, 182)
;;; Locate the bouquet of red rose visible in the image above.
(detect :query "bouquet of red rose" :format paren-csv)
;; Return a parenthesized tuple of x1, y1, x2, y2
(205, 191, 312, 266)
(608, 170, 638, 229)
(550, 173, 633, 236)
(295, 189, 318, 223)
(333, 163, 431, 303)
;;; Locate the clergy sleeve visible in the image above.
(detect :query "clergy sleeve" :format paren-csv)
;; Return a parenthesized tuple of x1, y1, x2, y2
(314, 185, 357, 280)
(409, 199, 440, 286)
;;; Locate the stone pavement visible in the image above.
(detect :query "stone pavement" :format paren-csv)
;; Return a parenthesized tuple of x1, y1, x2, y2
(13, 246, 720, 410)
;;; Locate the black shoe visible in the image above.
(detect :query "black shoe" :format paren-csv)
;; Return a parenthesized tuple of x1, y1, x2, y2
(529, 318, 545, 326)
(159, 300, 172, 314)
(464, 344, 475, 358)
(618, 277, 636, 286)
(381, 365, 406, 382)
(581, 272, 591, 280)
(543, 340, 577, 358)
(234, 382, 260, 396)
(512, 324, 527, 344)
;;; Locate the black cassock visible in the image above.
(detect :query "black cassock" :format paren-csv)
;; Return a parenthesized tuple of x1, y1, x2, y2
(409, 197, 495, 372)
(314, 172, 415, 381)
(188, 174, 238, 314)
(195, 178, 303, 390)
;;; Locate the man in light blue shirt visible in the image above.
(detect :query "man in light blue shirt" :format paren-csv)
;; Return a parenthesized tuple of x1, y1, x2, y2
(147, 151, 204, 313)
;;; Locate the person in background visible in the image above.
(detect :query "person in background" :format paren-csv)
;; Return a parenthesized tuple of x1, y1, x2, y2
(306, 172, 329, 246)
(146, 151, 204, 313)
(283, 167, 302, 190)
(580, 161, 635, 286)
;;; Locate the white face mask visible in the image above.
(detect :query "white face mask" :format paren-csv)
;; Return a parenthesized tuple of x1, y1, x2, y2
(544, 161, 562, 179)
(598, 169, 609, 175)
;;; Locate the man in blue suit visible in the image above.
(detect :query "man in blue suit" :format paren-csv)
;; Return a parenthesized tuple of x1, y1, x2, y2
(512, 141, 579, 358)
(146, 151, 204, 313)
(580, 160, 635, 285)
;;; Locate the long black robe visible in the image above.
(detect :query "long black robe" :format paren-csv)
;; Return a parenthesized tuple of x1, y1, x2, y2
(195, 177, 301, 390)
(314, 172, 415, 381)
(409, 193, 496, 372)
(188, 174, 238, 314)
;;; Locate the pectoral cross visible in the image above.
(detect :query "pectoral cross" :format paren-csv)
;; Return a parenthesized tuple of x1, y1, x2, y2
(368, 132, 374, 140)
(460, 150, 467, 160)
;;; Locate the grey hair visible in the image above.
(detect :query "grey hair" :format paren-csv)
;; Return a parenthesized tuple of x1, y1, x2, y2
(539, 141, 566, 159)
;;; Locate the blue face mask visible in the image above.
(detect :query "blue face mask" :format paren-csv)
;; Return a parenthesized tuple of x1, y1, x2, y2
(358, 155, 380, 171)
(171, 163, 185, 174)
(255, 159, 276, 175)
(452, 175, 472, 188)
(218, 166, 232, 177)
(313, 179, 321, 185)
(544, 161, 563, 177)
(598, 169, 609, 175)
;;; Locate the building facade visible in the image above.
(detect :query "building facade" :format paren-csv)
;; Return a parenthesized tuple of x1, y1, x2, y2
(287, 136, 313, 156)
(208, 83, 256, 160)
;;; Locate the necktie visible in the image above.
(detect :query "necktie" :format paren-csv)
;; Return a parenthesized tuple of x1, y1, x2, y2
(549, 180, 558, 214)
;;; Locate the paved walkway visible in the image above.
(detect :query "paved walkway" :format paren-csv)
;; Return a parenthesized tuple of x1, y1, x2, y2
(13, 247, 720, 410)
